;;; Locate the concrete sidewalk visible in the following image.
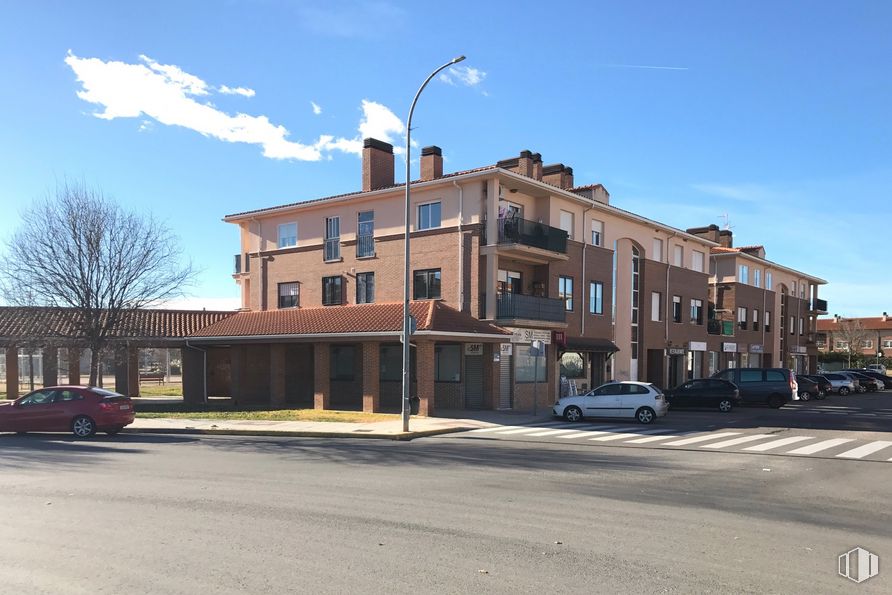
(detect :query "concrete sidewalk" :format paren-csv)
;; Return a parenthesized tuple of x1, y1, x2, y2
(124, 415, 493, 440)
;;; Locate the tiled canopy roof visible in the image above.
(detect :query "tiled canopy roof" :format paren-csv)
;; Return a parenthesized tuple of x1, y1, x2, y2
(816, 317, 892, 331)
(0, 307, 235, 341)
(191, 301, 512, 339)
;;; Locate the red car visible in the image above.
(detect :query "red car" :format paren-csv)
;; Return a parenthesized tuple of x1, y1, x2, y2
(0, 386, 135, 437)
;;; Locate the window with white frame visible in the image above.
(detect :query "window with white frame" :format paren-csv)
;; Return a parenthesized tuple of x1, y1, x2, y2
(673, 245, 683, 267)
(835, 340, 849, 349)
(799, 317, 804, 335)
(417, 201, 441, 230)
(765, 310, 771, 332)
(278, 222, 297, 248)
(766, 271, 773, 291)
(690, 299, 703, 325)
(652, 238, 663, 262)
(691, 250, 704, 272)
(882, 339, 892, 348)
(753, 269, 761, 288)
(560, 210, 574, 240)
(790, 315, 795, 335)
(737, 306, 747, 330)
(800, 283, 806, 299)
(753, 309, 759, 331)
(672, 295, 682, 323)
(861, 339, 873, 349)
(791, 280, 797, 295)
(651, 291, 661, 322)
(591, 220, 603, 246)
(739, 264, 749, 284)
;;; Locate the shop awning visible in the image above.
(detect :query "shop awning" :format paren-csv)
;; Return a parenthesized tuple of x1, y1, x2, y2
(564, 337, 619, 353)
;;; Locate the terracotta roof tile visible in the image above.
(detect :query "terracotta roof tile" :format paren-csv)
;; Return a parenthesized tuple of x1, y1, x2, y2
(191, 301, 512, 338)
(816, 317, 892, 331)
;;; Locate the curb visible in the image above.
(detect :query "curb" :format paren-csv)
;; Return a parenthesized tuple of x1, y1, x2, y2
(121, 426, 471, 441)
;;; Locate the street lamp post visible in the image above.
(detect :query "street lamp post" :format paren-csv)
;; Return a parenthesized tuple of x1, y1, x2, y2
(402, 55, 466, 432)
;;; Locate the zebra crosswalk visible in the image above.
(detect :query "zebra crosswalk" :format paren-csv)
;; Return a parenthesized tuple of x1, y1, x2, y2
(461, 421, 892, 461)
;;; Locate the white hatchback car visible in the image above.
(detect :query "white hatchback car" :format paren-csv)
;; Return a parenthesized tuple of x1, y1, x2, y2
(553, 381, 669, 424)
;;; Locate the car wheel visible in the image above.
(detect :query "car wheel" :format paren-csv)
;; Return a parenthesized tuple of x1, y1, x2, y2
(799, 391, 812, 402)
(718, 399, 733, 413)
(839, 387, 850, 396)
(635, 407, 656, 424)
(563, 406, 583, 423)
(768, 394, 785, 409)
(105, 426, 125, 436)
(71, 415, 96, 438)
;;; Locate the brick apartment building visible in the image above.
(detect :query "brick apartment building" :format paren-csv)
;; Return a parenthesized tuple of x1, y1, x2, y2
(816, 314, 892, 359)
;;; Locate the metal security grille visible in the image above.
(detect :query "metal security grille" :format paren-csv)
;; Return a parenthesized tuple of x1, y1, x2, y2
(464, 354, 484, 409)
(499, 353, 513, 409)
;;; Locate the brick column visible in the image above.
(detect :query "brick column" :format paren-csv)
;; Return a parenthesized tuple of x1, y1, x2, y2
(314, 343, 330, 410)
(182, 345, 206, 405)
(270, 343, 286, 408)
(5, 347, 19, 400)
(128, 348, 140, 397)
(68, 347, 81, 385)
(415, 340, 435, 416)
(362, 342, 381, 413)
(43, 346, 59, 388)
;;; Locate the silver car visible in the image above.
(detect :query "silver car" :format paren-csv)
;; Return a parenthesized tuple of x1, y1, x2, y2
(821, 373, 856, 395)
(553, 381, 669, 424)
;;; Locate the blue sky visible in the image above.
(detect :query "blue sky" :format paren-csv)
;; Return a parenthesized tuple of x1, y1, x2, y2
(1, 1, 889, 315)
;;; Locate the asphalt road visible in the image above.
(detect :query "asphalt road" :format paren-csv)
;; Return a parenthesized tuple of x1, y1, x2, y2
(1, 431, 890, 594)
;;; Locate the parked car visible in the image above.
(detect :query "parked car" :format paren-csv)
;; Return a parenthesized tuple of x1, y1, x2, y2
(553, 381, 668, 424)
(798, 374, 831, 399)
(821, 373, 856, 395)
(846, 371, 881, 392)
(0, 386, 134, 437)
(867, 363, 887, 375)
(837, 372, 868, 393)
(664, 379, 740, 412)
(844, 369, 892, 389)
(711, 368, 798, 408)
(794, 375, 821, 401)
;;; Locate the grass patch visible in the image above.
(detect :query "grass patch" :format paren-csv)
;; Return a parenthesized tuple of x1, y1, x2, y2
(136, 409, 399, 423)
(138, 384, 184, 397)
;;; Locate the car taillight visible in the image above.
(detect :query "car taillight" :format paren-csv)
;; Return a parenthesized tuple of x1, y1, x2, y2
(654, 393, 664, 400)
(99, 401, 113, 411)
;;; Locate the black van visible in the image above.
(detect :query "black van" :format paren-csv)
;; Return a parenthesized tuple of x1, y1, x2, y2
(711, 368, 798, 408)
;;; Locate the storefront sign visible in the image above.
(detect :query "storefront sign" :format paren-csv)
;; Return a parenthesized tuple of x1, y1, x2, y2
(722, 342, 737, 353)
(552, 330, 567, 348)
(506, 327, 552, 344)
(688, 341, 707, 352)
(791, 345, 808, 354)
(668, 347, 685, 355)
(464, 343, 483, 355)
(500, 343, 513, 356)
(749, 344, 764, 353)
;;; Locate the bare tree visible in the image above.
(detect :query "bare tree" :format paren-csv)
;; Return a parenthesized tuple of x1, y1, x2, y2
(0, 181, 196, 385)
(835, 318, 870, 368)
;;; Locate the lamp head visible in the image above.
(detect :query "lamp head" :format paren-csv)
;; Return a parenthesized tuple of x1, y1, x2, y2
(452, 55, 466, 64)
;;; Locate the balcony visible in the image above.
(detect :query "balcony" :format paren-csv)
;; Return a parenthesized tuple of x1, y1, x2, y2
(233, 253, 250, 276)
(811, 297, 828, 314)
(496, 293, 566, 323)
(234, 254, 241, 274)
(496, 217, 568, 253)
(707, 319, 735, 336)
(356, 234, 375, 258)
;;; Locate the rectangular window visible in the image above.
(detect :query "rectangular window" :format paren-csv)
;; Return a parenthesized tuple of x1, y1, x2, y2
(753, 309, 760, 331)
(589, 281, 603, 315)
(591, 220, 604, 246)
(434, 344, 461, 382)
(672, 295, 682, 323)
(790, 316, 795, 335)
(753, 269, 762, 288)
(559, 210, 574, 240)
(765, 311, 771, 333)
(882, 339, 892, 349)
(417, 201, 442, 230)
(329, 345, 355, 380)
(835, 340, 849, 350)
(799, 317, 804, 335)
(324, 216, 340, 261)
(380, 346, 402, 381)
(791, 281, 797, 295)
(559, 276, 574, 311)
(739, 264, 749, 284)
(515, 344, 547, 382)
(651, 291, 662, 322)
(652, 238, 663, 262)
(800, 284, 806, 299)
(690, 299, 703, 325)
(738, 306, 748, 330)
(691, 250, 705, 273)
(277, 282, 299, 309)
(357, 210, 374, 257)
(356, 272, 375, 304)
(862, 339, 873, 348)
(278, 222, 297, 248)
(322, 276, 344, 306)
(766, 271, 773, 291)
(413, 268, 441, 299)
(673, 245, 683, 267)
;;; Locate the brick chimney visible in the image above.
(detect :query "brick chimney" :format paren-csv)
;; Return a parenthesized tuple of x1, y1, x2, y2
(420, 145, 443, 181)
(362, 138, 394, 191)
(685, 224, 721, 243)
(531, 153, 543, 180)
(542, 164, 574, 189)
(516, 150, 533, 177)
(718, 229, 733, 248)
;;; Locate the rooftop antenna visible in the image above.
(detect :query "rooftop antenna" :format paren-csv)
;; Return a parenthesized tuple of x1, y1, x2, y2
(718, 213, 734, 231)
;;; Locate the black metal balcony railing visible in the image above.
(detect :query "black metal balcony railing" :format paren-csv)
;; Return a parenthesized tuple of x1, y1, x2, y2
(707, 319, 721, 335)
(324, 238, 341, 261)
(234, 254, 241, 274)
(494, 217, 568, 254)
(811, 298, 828, 313)
(496, 293, 566, 323)
(356, 234, 375, 258)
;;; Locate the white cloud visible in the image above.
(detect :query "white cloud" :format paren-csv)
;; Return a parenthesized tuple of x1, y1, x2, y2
(64, 52, 405, 162)
(311, 101, 322, 115)
(219, 85, 256, 97)
(439, 65, 486, 87)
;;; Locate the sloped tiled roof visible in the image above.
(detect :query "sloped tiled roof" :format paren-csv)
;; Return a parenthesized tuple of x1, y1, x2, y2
(191, 301, 511, 339)
(0, 307, 235, 341)
(816, 317, 892, 331)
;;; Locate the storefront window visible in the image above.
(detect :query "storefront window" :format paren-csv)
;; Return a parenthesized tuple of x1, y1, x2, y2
(516, 344, 547, 382)
(380, 346, 402, 381)
(435, 345, 461, 382)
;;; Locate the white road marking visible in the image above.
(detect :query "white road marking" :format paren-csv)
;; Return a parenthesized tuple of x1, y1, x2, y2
(835, 441, 892, 459)
(662, 432, 741, 447)
(624, 432, 695, 444)
(589, 428, 677, 442)
(526, 428, 589, 437)
(743, 436, 814, 452)
(702, 434, 774, 449)
(496, 424, 570, 434)
(469, 425, 525, 433)
(787, 438, 855, 455)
